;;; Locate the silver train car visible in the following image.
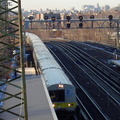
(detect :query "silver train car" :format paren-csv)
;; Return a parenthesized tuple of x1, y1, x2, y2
(26, 33, 77, 116)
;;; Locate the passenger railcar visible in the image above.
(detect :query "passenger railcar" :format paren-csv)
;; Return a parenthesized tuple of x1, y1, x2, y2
(26, 33, 77, 116)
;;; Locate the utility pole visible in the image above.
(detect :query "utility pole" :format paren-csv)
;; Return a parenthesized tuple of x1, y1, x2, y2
(0, 0, 28, 120)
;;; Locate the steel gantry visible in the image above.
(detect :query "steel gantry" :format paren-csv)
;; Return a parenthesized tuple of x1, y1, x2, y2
(0, 0, 28, 120)
(25, 16, 120, 48)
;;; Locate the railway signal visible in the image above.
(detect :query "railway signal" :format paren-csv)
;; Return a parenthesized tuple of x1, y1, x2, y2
(25, 15, 119, 30)
(44, 15, 49, 29)
(90, 15, 94, 19)
(66, 15, 71, 29)
(66, 15, 71, 22)
(90, 15, 94, 28)
(44, 15, 49, 20)
(57, 16, 61, 29)
(29, 15, 34, 29)
(51, 16, 56, 29)
(108, 15, 113, 28)
(67, 22, 71, 29)
(78, 16, 83, 28)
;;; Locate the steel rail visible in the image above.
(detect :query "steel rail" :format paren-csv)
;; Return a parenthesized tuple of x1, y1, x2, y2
(55, 42, 120, 106)
(47, 44, 110, 120)
(67, 42, 120, 84)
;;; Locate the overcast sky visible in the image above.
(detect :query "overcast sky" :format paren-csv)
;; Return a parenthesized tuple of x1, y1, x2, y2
(21, 0, 120, 10)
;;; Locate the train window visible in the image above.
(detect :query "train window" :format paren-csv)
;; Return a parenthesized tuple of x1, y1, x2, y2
(49, 90, 65, 102)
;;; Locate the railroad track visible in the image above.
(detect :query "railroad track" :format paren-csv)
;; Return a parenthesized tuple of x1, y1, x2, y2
(69, 41, 120, 73)
(81, 41, 120, 56)
(46, 41, 120, 120)
(63, 42, 120, 90)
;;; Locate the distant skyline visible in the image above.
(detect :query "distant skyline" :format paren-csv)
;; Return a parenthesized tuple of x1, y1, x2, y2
(21, 0, 120, 10)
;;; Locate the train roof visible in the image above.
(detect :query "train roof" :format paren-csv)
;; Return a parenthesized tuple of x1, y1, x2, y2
(26, 32, 40, 40)
(26, 32, 73, 87)
(42, 68, 73, 87)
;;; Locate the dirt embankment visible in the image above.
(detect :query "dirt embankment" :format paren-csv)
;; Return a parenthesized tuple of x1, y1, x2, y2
(26, 29, 117, 47)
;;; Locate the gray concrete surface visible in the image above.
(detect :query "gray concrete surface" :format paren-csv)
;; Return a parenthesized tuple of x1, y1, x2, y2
(0, 68, 58, 120)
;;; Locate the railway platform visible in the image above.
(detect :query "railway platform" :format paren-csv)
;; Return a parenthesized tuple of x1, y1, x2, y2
(0, 67, 58, 120)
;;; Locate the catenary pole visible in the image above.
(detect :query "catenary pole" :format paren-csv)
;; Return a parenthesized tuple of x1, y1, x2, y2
(18, 0, 28, 120)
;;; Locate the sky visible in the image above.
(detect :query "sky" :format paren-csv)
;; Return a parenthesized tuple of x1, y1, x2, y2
(21, 0, 120, 10)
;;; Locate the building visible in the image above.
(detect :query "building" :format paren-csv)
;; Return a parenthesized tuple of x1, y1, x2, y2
(102, 5, 110, 11)
(82, 5, 95, 12)
(35, 12, 60, 20)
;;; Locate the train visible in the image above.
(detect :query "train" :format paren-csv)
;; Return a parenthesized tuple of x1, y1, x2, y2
(26, 32, 77, 117)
